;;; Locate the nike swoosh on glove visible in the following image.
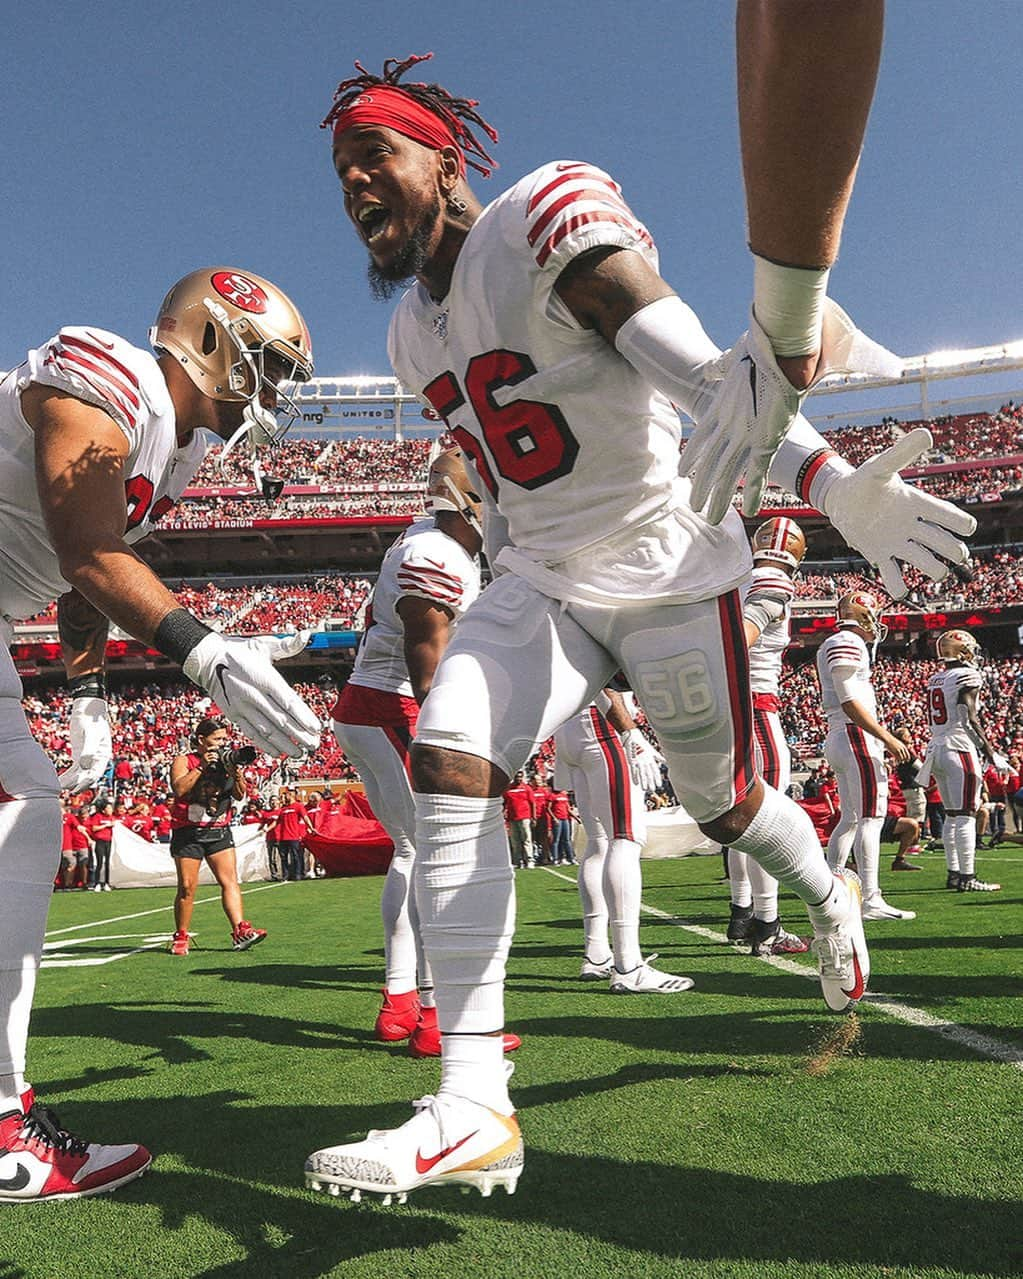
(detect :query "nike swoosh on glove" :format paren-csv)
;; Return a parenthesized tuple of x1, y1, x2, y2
(821, 427, 977, 599)
(683, 300, 903, 525)
(620, 729, 666, 793)
(183, 631, 320, 757)
(58, 696, 113, 793)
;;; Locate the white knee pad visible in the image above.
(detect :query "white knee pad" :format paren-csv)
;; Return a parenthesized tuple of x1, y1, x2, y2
(414, 794, 514, 1034)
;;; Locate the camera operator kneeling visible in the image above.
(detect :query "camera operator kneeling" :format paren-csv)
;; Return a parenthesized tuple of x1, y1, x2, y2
(168, 716, 266, 956)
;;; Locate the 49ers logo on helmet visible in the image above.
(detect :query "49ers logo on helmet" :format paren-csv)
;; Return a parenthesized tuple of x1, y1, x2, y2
(210, 271, 268, 314)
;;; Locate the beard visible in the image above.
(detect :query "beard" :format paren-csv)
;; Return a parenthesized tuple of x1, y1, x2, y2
(367, 196, 441, 301)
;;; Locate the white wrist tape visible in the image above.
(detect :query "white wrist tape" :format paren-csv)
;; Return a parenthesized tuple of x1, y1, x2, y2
(614, 295, 721, 421)
(753, 255, 831, 357)
(768, 411, 853, 508)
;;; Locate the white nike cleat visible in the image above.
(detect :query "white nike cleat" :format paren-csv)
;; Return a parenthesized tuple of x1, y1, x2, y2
(609, 955, 694, 994)
(811, 870, 870, 1013)
(579, 955, 614, 980)
(861, 897, 917, 921)
(305, 1092, 523, 1202)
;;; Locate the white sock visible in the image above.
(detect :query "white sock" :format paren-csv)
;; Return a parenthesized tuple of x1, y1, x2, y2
(414, 793, 514, 1036)
(438, 1033, 512, 1115)
(577, 836, 612, 962)
(0, 1073, 26, 1115)
(955, 816, 977, 877)
(730, 785, 834, 908)
(727, 848, 753, 908)
(606, 838, 643, 972)
(856, 817, 883, 903)
(747, 858, 780, 922)
(943, 819, 960, 872)
(381, 840, 419, 994)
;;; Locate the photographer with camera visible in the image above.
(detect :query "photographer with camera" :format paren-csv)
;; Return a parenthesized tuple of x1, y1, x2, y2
(168, 716, 265, 956)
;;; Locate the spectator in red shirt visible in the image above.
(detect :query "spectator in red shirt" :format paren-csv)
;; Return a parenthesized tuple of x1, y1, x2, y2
(87, 800, 116, 891)
(150, 796, 172, 845)
(503, 772, 536, 869)
(1008, 754, 1023, 834)
(124, 801, 154, 842)
(983, 762, 1008, 844)
(113, 757, 134, 799)
(276, 787, 314, 881)
(529, 775, 553, 866)
(260, 794, 284, 881)
(60, 800, 94, 890)
(548, 789, 576, 866)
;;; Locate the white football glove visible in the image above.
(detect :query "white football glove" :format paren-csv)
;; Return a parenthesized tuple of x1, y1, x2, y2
(58, 697, 112, 793)
(683, 300, 903, 525)
(990, 752, 1010, 773)
(182, 630, 320, 758)
(620, 729, 666, 793)
(821, 427, 977, 600)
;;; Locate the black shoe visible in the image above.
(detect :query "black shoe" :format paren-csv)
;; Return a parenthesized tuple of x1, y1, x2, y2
(749, 916, 780, 956)
(726, 903, 755, 943)
(946, 871, 961, 890)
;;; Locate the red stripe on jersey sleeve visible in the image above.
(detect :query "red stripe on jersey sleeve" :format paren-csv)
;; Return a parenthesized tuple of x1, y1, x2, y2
(60, 334, 140, 390)
(396, 569, 463, 605)
(528, 185, 634, 248)
(535, 211, 653, 268)
(44, 350, 139, 429)
(398, 563, 465, 590)
(527, 169, 626, 217)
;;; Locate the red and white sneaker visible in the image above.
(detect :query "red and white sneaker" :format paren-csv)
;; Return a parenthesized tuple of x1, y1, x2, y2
(408, 1007, 521, 1058)
(0, 1089, 151, 1202)
(811, 869, 870, 1013)
(374, 989, 420, 1042)
(231, 921, 267, 951)
(169, 930, 190, 956)
(305, 1090, 523, 1202)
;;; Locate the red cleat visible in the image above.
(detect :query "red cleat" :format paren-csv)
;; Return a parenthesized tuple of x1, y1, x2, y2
(231, 921, 267, 951)
(408, 1006, 521, 1057)
(169, 930, 190, 956)
(0, 1089, 151, 1202)
(375, 988, 421, 1041)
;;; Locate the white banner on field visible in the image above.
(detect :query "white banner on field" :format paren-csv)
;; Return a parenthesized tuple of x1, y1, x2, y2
(110, 824, 270, 889)
(572, 804, 715, 859)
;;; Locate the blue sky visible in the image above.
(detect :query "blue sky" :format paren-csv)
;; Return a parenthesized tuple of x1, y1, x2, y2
(5, 1, 1021, 386)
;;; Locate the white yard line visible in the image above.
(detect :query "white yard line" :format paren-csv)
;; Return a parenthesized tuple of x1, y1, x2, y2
(44, 880, 285, 938)
(544, 867, 1023, 1071)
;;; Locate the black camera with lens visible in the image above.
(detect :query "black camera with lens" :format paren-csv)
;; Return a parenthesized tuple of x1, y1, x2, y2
(203, 745, 258, 793)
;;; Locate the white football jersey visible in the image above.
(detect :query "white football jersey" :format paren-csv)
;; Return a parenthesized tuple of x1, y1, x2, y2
(349, 517, 481, 698)
(0, 327, 204, 621)
(816, 627, 876, 727)
(926, 665, 983, 750)
(388, 161, 749, 607)
(744, 565, 794, 696)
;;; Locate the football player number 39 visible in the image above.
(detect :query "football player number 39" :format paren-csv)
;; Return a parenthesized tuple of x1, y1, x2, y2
(424, 350, 579, 496)
(633, 653, 718, 737)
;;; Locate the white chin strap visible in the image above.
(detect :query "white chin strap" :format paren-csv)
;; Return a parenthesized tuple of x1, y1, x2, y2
(218, 404, 275, 489)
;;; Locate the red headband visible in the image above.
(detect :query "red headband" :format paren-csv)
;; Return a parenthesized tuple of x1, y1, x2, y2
(331, 86, 465, 176)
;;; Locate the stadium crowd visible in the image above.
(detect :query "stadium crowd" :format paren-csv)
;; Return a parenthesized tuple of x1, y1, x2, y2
(187, 436, 433, 488)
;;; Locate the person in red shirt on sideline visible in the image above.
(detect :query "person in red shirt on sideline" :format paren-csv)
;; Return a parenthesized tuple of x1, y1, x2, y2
(124, 800, 154, 842)
(982, 761, 1008, 845)
(529, 774, 553, 866)
(547, 788, 577, 866)
(167, 717, 265, 956)
(87, 799, 116, 891)
(1007, 753, 1023, 834)
(276, 787, 314, 882)
(59, 800, 93, 890)
(150, 795, 172, 845)
(503, 771, 536, 869)
(258, 791, 285, 881)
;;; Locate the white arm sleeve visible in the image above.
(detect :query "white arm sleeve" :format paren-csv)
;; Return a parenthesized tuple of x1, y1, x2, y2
(614, 295, 721, 421)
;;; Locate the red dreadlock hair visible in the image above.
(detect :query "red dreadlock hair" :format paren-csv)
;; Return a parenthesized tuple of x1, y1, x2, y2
(320, 52, 499, 178)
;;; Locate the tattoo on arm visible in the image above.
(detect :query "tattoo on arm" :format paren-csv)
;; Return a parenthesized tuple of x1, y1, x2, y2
(58, 588, 110, 678)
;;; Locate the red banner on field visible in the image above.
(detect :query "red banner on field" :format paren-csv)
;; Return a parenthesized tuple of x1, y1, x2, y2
(304, 791, 393, 877)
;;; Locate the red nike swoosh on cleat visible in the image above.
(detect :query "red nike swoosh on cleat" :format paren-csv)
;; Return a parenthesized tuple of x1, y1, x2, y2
(842, 949, 865, 1001)
(415, 1129, 479, 1175)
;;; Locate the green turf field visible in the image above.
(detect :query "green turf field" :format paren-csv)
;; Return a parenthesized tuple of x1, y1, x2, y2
(5, 845, 1021, 1279)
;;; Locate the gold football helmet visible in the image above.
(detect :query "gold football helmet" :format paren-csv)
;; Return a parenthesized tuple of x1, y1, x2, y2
(752, 517, 806, 570)
(836, 590, 887, 642)
(150, 268, 313, 455)
(936, 629, 981, 664)
(426, 444, 483, 536)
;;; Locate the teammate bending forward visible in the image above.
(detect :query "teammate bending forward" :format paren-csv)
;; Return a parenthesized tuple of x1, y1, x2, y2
(0, 268, 320, 1201)
(306, 54, 974, 1203)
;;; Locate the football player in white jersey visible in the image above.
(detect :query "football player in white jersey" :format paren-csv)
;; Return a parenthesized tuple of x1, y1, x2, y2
(306, 55, 974, 1203)
(0, 268, 321, 1201)
(817, 592, 914, 922)
(333, 447, 519, 1055)
(725, 518, 811, 957)
(921, 630, 1003, 892)
(554, 688, 692, 994)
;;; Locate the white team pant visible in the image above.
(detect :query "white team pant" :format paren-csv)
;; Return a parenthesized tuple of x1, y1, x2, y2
(824, 722, 888, 901)
(555, 706, 647, 967)
(930, 743, 982, 813)
(0, 636, 62, 1084)
(333, 715, 432, 994)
